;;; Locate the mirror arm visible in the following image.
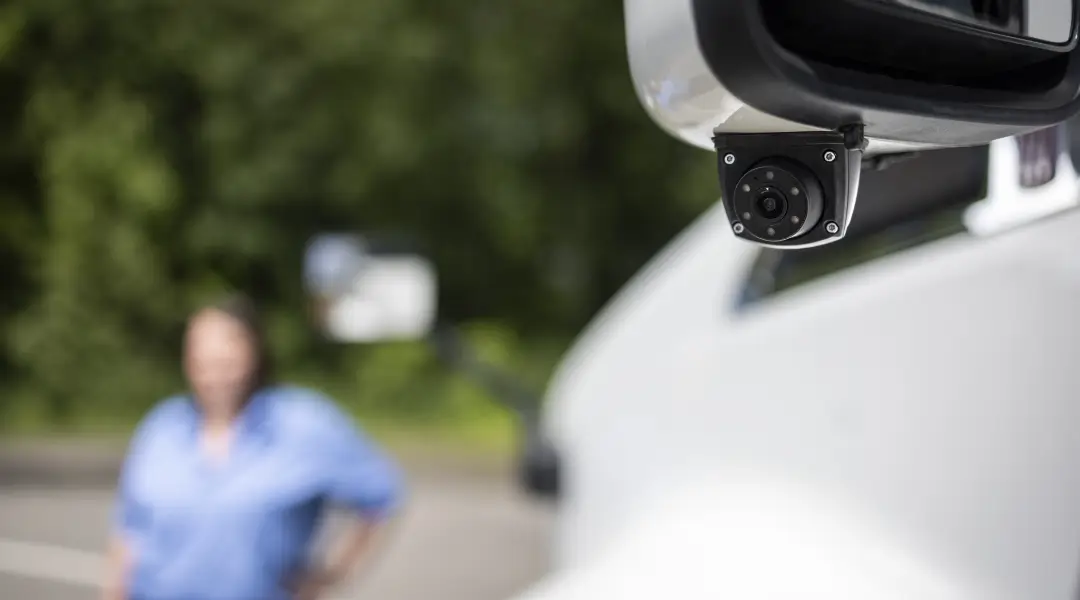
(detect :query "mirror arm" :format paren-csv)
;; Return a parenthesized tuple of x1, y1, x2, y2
(427, 323, 541, 418)
(426, 323, 560, 498)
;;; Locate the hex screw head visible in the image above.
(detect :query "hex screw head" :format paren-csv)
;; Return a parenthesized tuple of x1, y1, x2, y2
(724, 153, 736, 165)
(733, 222, 745, 234)
(823, 150, 837, 163)
(825, 221, 840, 235)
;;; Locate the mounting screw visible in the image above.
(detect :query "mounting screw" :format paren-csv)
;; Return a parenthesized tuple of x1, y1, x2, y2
(732, 222, 745, 234)
(825, 221, 840, 235)
(724, 153, 736, 165)
(823, 150, 837, 163)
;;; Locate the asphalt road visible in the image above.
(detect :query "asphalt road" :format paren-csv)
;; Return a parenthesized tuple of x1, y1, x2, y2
(0, 471, 555, 600)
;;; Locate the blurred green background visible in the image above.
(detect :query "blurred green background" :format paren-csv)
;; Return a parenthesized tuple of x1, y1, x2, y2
(0, 0, 717, 453)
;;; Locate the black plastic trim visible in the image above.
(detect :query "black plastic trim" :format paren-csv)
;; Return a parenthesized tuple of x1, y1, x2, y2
(692, 0, 1080, 146)
(734, 144, 990, 309)
(762, 0, 1073, 92)
(834, 0, 1075, 52)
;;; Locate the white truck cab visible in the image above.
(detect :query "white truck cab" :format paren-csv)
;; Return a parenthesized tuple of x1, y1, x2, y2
(515, 136, 1080, 599)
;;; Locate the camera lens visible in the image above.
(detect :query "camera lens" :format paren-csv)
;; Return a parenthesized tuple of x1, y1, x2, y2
(730, 159, 825, 243)
(754, 188, 787, 221)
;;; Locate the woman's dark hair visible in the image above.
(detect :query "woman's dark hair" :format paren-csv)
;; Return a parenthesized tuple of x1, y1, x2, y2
(202, 293, 274, 393)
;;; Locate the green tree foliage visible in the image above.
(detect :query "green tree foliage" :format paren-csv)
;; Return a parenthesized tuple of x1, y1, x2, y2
(0, 0, 716, 428)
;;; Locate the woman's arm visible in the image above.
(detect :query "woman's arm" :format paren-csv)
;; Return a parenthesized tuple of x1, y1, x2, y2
(296, 398, 405, 598)
(101, 534, 132, 600)
(103, 469, 141, 600)
(290, 516, 394, 600)
(321, 515, 385, 582)
(102, 400, 173, 600)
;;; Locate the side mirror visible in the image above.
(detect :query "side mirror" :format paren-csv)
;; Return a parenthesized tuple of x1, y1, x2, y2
(305, 238, 559, 498)
(303, 233, 437, 343)
(628, 0, 1080, 152)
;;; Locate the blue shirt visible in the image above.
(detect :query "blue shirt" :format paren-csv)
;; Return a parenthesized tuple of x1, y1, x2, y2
(114, 385, 405, 600)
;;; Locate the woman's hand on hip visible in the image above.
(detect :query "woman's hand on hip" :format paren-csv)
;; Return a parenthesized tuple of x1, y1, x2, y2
(287, 566, 341, 600)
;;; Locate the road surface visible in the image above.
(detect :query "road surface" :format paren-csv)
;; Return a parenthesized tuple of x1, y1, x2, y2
(0, 471, 554, 600)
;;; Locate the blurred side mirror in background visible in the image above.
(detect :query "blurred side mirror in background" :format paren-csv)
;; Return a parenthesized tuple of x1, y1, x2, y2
(304, 234, 560, 499)
(304, 233, 437, 343)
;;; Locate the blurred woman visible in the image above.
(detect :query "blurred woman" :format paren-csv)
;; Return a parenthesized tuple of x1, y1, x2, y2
(102, 295, 404, 600)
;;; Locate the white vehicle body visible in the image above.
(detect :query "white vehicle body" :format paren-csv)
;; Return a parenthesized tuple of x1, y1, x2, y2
(514, 139, 1080, 599)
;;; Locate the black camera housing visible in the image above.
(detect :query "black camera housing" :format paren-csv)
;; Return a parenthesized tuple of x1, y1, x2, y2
(714, 129, 865, 248)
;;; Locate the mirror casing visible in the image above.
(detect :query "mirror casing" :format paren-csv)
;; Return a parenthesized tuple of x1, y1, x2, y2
(695, 0, 1080, 145)
(625, 0, 1080, 152)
